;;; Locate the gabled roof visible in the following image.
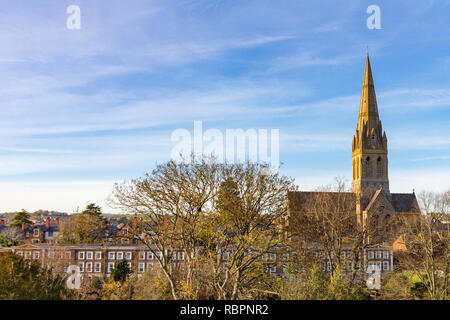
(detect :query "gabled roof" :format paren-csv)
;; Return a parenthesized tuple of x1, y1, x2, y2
(390, 193, 421, 213)
(287, 191, 356, 212)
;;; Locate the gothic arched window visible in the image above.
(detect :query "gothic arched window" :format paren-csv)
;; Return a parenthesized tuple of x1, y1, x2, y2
(376, 157, 383, 178)
(353, 159, 356, 180)
(357, 158, 360, 178)
(365, 156, 372, 178)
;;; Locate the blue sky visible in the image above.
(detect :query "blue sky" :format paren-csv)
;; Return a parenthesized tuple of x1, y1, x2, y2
(0, 0, 449, 213)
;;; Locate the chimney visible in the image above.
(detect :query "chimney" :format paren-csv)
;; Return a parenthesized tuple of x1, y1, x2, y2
(55, 217, 59, 225)
(45, 217, 51, 229)
(133, 217, 137, 229)
(22, 223, 25, 231)
(0, 219, 5, 227)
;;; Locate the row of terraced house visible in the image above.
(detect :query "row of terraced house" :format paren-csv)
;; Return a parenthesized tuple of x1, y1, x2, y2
(0, 242, 394, 281)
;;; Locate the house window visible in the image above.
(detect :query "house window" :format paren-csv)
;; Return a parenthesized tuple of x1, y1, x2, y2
(86, 262, 92, 272)
(94, 262, 101, 273)
(156, 252, 162, 260)
(33, 251, 40, 259)
(25, 251, 31, 259)
(95, 252, 102, 260)
(33, 229, 39, 236)
(270, 253, 276, 260)
(107, 262, 114, 273)
(108, 252, 115, 260)
(375, 251, 382, 259)
(117, 252, 123, 260)
(138, 263, 145, 273)
(376, 261, 382, 270)
(178, 252, 184, 260)
(270, 266, 277, 273)
(125, 252, 132, 260)
(139, 252, 146, 260)
(65, 252, 71, 259)
(147, 252, 153, 260)
(78, 251, 85, 260)
(368, 251, 374, 259)
(383, 261, 389, 271)
(86, 251, 93, 260)
(32, 239, 39, 244)
(383, 251, 389, 259)
(17, 251, 23, 257)
(78, 262, 84, 272)
(146, 262, 153, 269)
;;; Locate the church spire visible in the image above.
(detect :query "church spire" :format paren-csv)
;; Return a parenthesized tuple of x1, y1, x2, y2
(357, 54, 380, 134)
(352, 54, 389, 195)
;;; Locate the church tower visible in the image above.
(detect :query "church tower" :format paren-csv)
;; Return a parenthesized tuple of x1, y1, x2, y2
(352, 54, 389, 194)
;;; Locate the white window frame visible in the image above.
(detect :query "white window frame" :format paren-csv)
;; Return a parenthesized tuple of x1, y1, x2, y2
(86, 251, 93, 260)
(147, 252, 153, 260)
(139, 252, 145, 260)
(368, 251, 374, 259)
(33, 229, 39, 236)
(86, 262, 92, 272)
(383, 251, 389, 259)
(375, 251, 382, 259)
(270, 266, 277, 273)
(33, 251, 40, 259)
(78, 251, 85, 260)
(117, 252, 123, 260)
(146, 262, 153, 269)
(78, 262, 84, 272)
(138, 263, 145, 273)
(108, 252, 115, 260)
(178, 252, 184, 260)
(107, 262, 114, 273)
(125, 252, 132, 260)
(383, 261, 389, 271)
(95, 252, 102, 260)
(94, 262, 101, 273)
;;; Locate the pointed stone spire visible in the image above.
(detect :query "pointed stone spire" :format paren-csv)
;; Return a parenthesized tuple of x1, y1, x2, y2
(357, 54, 380, 134)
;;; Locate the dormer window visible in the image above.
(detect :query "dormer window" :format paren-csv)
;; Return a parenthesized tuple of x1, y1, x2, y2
(33, 229, 39, 236)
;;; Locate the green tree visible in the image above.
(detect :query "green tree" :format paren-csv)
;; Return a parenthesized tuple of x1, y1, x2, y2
(0, 234, 18, 247)
(10, 210, 32, 228)
(0, 252, 70, 300)
(81, 203, 103, 218)
(110, 260, 132, 282)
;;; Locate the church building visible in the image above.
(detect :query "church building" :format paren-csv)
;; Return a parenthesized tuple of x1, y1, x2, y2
(287, 54, 421, 243)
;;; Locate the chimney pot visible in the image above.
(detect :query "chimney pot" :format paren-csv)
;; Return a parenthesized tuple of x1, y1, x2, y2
(55, 217, 59, 225)
(45, 217, 51, 229)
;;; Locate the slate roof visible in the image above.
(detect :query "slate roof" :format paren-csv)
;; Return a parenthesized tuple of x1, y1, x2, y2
(287, 191, 356, 213)
(390, 193, 420, 213)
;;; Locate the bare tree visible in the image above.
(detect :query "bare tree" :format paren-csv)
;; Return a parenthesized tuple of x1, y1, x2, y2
(397, 190, 449, 300)
(109, 156, 221, 300)
(202, 163, 295, 300)
(287, 179, 389, 284)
